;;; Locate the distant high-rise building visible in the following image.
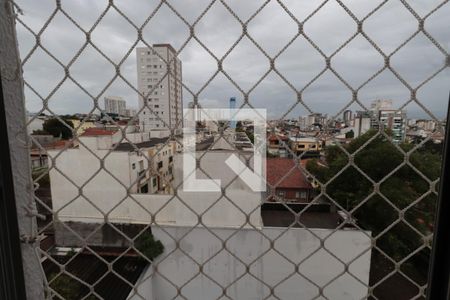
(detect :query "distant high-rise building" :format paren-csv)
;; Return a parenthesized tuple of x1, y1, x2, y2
(379, 110, 407, 143)
(353, 111, 372, 138)
(370, 100, 407, 143)
(370, 99, 393, 111)
(343, 110, 352, 126)
(104, 96, 126, 116)
(229, 97, 236, 129)
(125, 108, 137, 118)
(136, 44, 183, 133)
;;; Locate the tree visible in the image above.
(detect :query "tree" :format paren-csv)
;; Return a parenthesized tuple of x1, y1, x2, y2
(136, 232, 164, 262)
(345, 130, 354, 139)
(43, 118, 74, 140)
(306, 130, 442, 283)
(49, 273, 86, 300)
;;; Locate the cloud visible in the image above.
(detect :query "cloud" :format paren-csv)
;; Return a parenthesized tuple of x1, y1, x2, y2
(15, 0, 450, 120)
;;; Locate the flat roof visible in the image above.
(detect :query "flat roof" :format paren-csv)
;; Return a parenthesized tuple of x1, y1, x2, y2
(289, 137, 319, 143)
(261, 203, 341, 229)
(153, 43, 177, 53)
(81, 128, 117, 137)
(113, 137, 170, 151)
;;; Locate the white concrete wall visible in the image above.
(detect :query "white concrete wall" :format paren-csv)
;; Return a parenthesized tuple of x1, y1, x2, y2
(125, 132, 150, 143)
(128, 265, 153, 300)
(48, 144, 150, 222)
(27, 116, 45, 134)
(150, 226, 371, 300)
(49, 149, 262, 228)
(354, 117, 371, 138)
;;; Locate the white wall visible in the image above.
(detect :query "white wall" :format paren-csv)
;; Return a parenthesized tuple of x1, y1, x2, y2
(149, 226, 372, 300)
(128, 265, 153, 300)
(48, 143, 149, 222)
(27, 116, 45, 134)
(49, 149, 262, 228)
(354, 117, 371, 138)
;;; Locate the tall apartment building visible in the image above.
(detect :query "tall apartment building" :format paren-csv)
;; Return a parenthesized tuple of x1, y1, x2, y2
(370, 100, 407, 143)
(379, 110, 407, 143)
(104, 96, 126, 116)
(343, 109, 353, 126)
(353, 111, 372, 138)
(136, 44, 183, 134)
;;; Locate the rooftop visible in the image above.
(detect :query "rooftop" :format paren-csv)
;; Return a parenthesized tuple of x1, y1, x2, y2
(81, 128, 117, 137)
(268, 133, 289, 142)
(266, 158, 312, 189)
(153, 43, 177, 53)
(289, 137, 319, 143)
(113, 137, 170, 151)
(261, 203, 341, 229)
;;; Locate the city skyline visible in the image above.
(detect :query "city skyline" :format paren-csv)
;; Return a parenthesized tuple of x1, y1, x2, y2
(17, 0, 450, 120)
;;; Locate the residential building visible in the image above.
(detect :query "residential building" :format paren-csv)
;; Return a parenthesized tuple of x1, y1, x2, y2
(104, 96, 127, 116)
(47, 132, 371, 300)
(370, 99, 393, 111)
(48, 128, 175, 223)
(136, 44, 183, 134)
(30, 139, 72, 169)
(353, 111, 372, 138)
(115, 138, 175, 194)
(416, 119, 437, 131)
(125, 108, 138, 118)
(370, 100, 407, 143)
(48, 132, 261, 228)
(267, 133, 289, 157)
(266, 158, 314, 202)
(68, 118, 97, 136)
(343, 109, 352, 126)
(378, 109, 407, 143)
(289, 137, 322, 156)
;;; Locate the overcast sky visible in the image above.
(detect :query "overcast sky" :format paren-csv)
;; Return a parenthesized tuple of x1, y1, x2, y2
(15, 0, 450, 120)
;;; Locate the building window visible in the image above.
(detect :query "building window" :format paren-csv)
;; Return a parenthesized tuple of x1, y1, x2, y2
(140, 184, 148, 194)
(132, 163, 136, 170)
(296, 191, 307, 199)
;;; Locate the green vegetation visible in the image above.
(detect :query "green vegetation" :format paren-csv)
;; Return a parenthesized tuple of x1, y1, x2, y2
(345, 130, 354, 139)
(32, 129, 50, 135)
(48, 273, 97, 300)
(43, 118, 74, 140)
(246, 132, 255, 144)
(135, 232, 164, 262)
(306, 129, 442, 282)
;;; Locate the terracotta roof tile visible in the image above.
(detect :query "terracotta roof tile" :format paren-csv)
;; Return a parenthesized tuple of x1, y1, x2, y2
(266, 158, 312, 189)
(268, 134, 288, 142)
(81, 128, 117, 137)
